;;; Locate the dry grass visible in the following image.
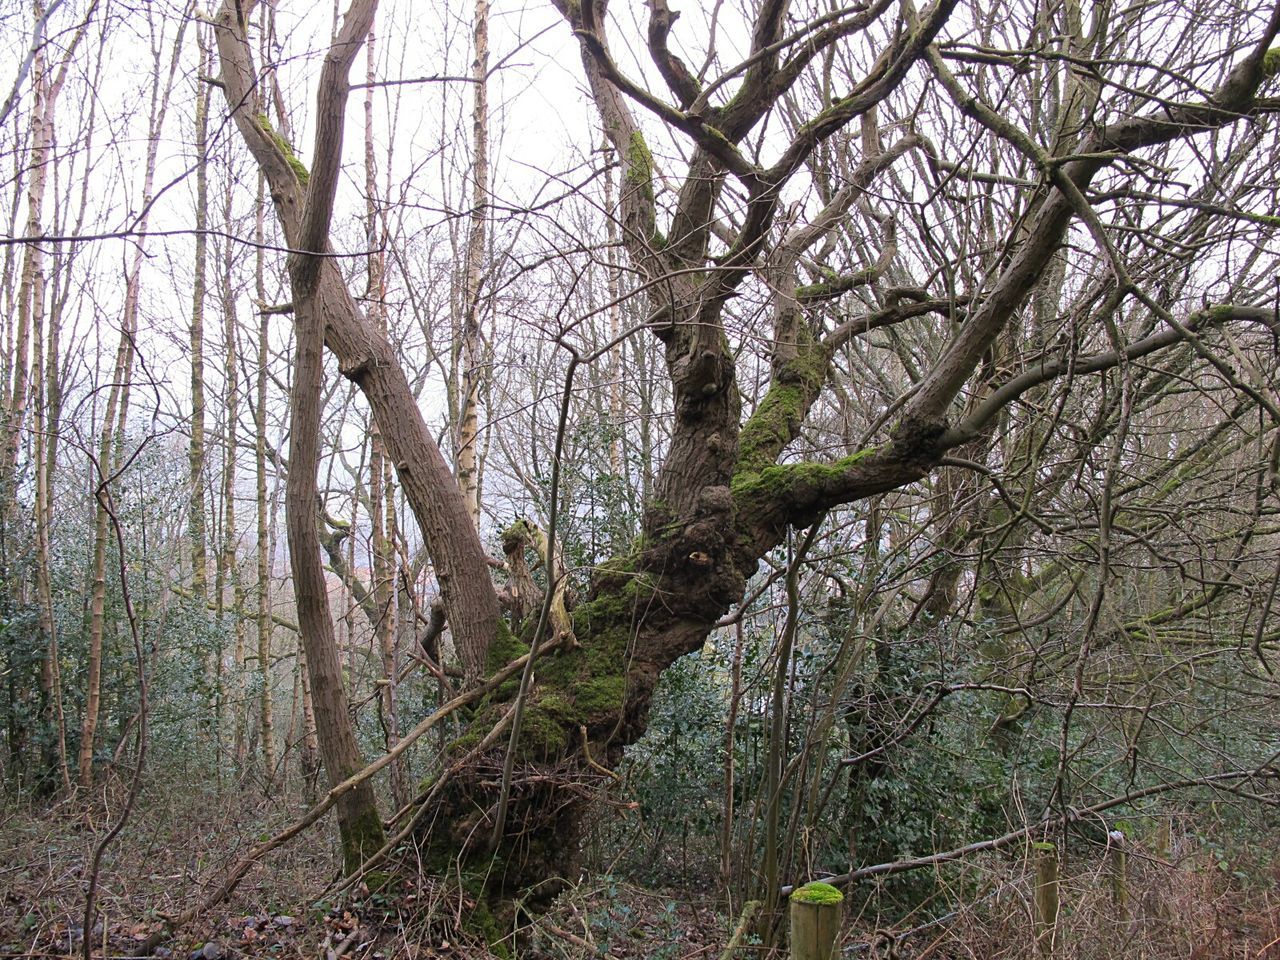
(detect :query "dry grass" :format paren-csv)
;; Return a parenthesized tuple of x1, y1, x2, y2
(0, 772, 334, 958)
(2, 781, 1277, 960)
(858, 841, 1280, 960)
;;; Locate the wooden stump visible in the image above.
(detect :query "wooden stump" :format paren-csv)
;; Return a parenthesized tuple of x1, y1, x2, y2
(1032, 841, 1059, 955)
(789, 882, 843, 960)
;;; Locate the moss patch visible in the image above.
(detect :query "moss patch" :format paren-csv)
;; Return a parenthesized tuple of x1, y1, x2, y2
(575, 675, 625, 717)
(735, 348, 831, 477)
(486, 620, 529, 698)
(1264, 47, 1280, 78)
(338, 804, 387, 877)
(732, 447, 878, 507)
(626, 130, 654, 197)
(790, 881, 844, 904)
(461, 578, 645, 760)
(256, 113, 310, 187)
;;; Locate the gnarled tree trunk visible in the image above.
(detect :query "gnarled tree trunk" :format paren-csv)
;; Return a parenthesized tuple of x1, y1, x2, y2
(214, 0, 1280, 918)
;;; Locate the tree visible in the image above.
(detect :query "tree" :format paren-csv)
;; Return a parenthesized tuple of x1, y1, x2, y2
(216, 0, 1280, 916)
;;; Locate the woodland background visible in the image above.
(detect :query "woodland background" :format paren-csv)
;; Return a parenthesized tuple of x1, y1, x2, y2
(0, 0, 1279, 957)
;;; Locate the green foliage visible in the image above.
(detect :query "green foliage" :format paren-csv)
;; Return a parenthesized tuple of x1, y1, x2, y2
(598, 649, 728, 885)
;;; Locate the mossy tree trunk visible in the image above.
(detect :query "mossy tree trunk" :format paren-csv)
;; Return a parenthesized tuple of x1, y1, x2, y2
(214, 0, 1280, 914)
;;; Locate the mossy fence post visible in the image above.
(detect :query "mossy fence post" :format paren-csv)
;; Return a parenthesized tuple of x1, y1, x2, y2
(1032, 841, 1060, 955)
(789, 882, 843, 960)
(1108, 829, 1129, 921)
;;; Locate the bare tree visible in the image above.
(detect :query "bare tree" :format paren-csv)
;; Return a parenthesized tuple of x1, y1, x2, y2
(198, 0, 1280, 917)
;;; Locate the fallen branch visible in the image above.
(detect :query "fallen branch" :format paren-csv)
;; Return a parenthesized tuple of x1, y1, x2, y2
(720, 900, 761, 960)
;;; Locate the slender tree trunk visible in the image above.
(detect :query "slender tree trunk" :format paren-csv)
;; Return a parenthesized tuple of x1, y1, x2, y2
(260, 0, 388, 864)
(362, 29, 406, 810)
(14, 7, 71, 791)
(254, 171, 277, 791)
(1, 4, 49, 486)
(188, 24, 210, 604)
(456, 0, 489, 527)
(296, 636, 322, 797)
(32, 186, 69, 794)
(80, 299, 134, 786)
(286, 272, 385, 870)
(219, 175, 249, 770)
(80, 9, 188, 787)
(603, 147, 623, 476)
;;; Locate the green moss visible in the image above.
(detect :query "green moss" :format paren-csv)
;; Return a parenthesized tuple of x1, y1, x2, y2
(500, 517, 535, 553)
(447, 729, 484, 754)
(735, 349, 832, 477)
(455, 871, 512, 957)
(732, 446, 878, 505)
(488, 620, 530, 668)
(1264, 47, 1280, 78)
(790, 881, 844, 904)
(623, 130, 665, 247)
(737, 382, 806, 477)
(256, 113, 310, 187)
(503, 584, 641, 756)
(486, 619, 529, 690)
(518, 703, 570, 756)
(338, 805, 387, 876)
(575, 675, 625, 718)
(363, 870, 396, 894)
(537, 692, 573, 717)
(795, 281, 840, 300)
(626, 130, 654, 192)
(458, 574, 643, 761)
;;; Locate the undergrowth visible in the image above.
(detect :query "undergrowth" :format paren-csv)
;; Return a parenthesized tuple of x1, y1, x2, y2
(1, 777, 1276, 959)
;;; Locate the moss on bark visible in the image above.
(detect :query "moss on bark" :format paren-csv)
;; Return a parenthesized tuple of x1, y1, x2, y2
(338, 801, 386, 876)
(256, 113, 310, 186)
(735, 348, 832, 477)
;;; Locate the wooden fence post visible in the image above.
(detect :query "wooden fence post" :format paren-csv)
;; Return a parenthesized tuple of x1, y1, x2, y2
(790, 882, 843, 960)
(1033, 841, 1059, 955)
(1108, 829, 1129, 921)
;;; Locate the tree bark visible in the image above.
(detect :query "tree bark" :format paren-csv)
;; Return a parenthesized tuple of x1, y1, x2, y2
(456, 0, 489, 528)
(254, 167, 277, 791)
(213, 0, 500, 686)
(188, 23, 210, 605)
(220, 173, 249, 770)
(286, 266, 386, 871)
(364, 28, 406, 809)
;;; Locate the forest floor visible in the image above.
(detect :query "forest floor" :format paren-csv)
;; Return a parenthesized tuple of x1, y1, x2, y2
(1, 777, 1278, 959)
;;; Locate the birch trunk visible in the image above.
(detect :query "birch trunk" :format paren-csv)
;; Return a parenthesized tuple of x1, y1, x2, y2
(456, 0, 489, 528)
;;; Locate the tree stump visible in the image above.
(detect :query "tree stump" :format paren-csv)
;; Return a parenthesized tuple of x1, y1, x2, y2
(789, 882, 843, 960)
